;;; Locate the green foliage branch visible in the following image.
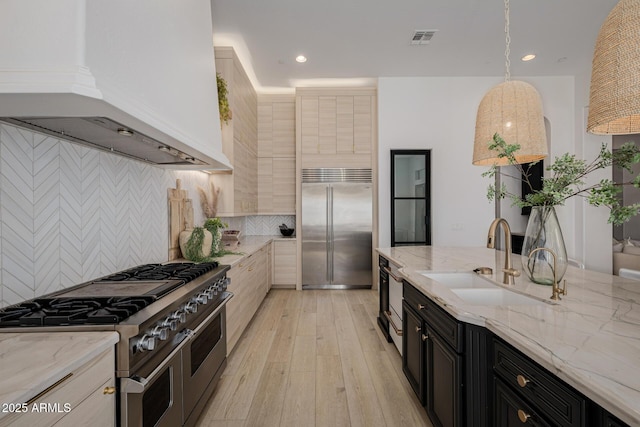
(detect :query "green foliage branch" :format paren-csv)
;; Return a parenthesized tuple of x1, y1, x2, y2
(217, 73, 232, 124)
(482, 133, 640, 225)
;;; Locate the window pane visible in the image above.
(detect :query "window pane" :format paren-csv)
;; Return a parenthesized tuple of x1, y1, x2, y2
(394, 154, 426, 198)
(394, 199, 427, 243)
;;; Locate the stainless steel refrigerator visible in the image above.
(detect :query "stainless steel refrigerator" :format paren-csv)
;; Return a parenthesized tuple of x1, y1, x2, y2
(302, 168, 372, 289)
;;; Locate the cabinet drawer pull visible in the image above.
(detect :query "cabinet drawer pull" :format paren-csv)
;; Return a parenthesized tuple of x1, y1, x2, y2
(103, 386, 116, 395)
(417, 304, 425, 310)
(517, 409, 531, 423)
(421, 334, 429, 341)
(26, 373, 73, 405)
(415, 326, 421, 333)
(516, 374, 530, 388)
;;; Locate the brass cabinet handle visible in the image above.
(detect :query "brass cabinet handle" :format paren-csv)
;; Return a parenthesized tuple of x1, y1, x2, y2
(516, 374, 530, 388)
(103, 386, 116, 395)
(418, 304, 425, 310)
(383, 311, 403, 336)
(415, 326, 421, 333)
(382, 266, 402, 282)
(517, 409, 531, 423)
(421, 334, 429, 342)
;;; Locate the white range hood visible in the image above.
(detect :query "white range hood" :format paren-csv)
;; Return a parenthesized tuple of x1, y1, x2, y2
(0, 0, 231, 170)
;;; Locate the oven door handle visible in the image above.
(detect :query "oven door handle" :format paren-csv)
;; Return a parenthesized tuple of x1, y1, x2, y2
(191, 291, 233, 337)
(121, 329, 194, 394)
(382, 266, 403, 283)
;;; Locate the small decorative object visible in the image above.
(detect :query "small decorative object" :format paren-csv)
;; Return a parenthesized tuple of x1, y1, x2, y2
(203, 217, 228, 256)
(197, 181, 221, 219)
(279, 223, 294, 237)
(482, 133, 640, 284)
(180, 226, 213, 263)
(217, 73, 232, 125)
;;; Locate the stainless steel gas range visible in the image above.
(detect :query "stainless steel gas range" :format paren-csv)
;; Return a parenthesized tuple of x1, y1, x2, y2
(0, 262, 233, 427)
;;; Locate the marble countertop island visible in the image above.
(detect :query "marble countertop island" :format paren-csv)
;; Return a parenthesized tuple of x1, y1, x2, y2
(0, 331, 119, 420)
(377, 246, 640, 426)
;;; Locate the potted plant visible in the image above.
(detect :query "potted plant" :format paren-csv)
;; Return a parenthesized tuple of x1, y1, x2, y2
(217, 73, 232, 125)
(483, 133, 640, 284)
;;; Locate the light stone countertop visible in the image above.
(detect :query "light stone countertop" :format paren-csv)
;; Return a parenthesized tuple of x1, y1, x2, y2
(212, 235, 295, 267)
(0, 331, 119, 419)
(377, 245, 640, 426)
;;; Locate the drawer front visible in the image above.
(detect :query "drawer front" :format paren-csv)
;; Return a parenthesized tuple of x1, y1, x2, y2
(494, 339, 586, 427)
(403, 281, 463, 352)
(379, 255, 389, 269)
(495, 378, 551, 427)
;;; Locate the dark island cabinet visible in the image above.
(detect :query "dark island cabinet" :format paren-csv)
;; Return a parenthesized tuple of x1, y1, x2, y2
(402, 281, 492, 427)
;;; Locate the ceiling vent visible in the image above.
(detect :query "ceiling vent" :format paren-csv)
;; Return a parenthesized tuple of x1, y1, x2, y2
(411, 30, 438, 45)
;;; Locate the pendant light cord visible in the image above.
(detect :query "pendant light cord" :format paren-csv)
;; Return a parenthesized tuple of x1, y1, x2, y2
(504, 0, 511, 82)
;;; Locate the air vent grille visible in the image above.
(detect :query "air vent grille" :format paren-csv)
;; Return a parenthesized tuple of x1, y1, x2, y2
(411, 30, 437, 45)
(302, 168, 372, 183)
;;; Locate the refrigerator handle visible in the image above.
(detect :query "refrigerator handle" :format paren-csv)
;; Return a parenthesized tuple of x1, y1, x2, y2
(330, 186, 334, 282)
(326, 186, 331, 282)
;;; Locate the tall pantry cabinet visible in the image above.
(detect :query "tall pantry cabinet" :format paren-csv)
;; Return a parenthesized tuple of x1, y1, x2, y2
(213, 47, 258, 216)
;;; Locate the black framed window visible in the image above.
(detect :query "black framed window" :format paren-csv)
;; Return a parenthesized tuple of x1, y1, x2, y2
(391, 150, 431, 246)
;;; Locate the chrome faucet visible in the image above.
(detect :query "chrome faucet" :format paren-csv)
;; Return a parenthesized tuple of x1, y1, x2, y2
(487, 218, 520, 284)
(528, 247, 567, 300)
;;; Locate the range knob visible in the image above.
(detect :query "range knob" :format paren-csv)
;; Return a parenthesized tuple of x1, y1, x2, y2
(222, 277, 230, 290)
(195, 294, 208, 305)
(171, 310, 187, 324)
(137, 334, 156, 352)
(162, 317, 178, 331)
(185, 301, 198, 314)
(151, 326, 169, 341)
(203, 287, 216, 299)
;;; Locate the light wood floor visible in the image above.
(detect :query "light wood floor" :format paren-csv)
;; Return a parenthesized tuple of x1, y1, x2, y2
(196, 289, 432, 427)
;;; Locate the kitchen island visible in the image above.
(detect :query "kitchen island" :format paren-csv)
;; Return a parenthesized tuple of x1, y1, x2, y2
(377, 246, 640, 426)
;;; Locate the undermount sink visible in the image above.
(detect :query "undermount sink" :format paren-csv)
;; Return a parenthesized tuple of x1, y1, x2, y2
(421, 272, 496, 289)
(421, 272, 547, 306)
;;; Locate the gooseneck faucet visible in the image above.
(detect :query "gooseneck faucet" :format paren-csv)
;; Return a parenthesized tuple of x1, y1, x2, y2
(487, 218, 520, 284)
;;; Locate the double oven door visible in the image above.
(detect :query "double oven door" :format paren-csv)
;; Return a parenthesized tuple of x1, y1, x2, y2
(120, 302, 227, 427)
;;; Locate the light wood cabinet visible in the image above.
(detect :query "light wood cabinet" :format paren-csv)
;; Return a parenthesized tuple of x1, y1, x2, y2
(2, 348, 116, 427)
(273, 239, 297, 287)
(214, 46, 258, 216)
(225, 244, 270, 353)
(257, 95, 296, 214)
(297, 87, 376, 168)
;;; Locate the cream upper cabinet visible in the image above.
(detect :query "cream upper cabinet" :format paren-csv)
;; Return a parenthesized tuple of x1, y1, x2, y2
(257, 95, 296, 215)
(297, 87, 376, 168)
(214, 46, 258, 216)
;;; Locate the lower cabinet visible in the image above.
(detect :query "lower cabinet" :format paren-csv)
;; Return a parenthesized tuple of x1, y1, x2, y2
(272, 239, 297, 287)
(1, 347, 116, 427)
(226, 244, 270, 353)
(495, 378, 551, 427)
(402, 281, 472, 427)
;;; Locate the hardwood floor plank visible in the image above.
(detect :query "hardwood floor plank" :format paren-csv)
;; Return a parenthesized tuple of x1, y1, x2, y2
(316, 323, 340, 357)
(350, 302, 386, 352)
(290, 334, 316, 372)
(266, 309, 298, 363)
(364, 350, 432, 427)
(316, 290, 335, 326)
(280, 371, 316, 427)
(296, 311, 317, 336)
(316, 355, 351, 427)
(244, 362, 290, 427)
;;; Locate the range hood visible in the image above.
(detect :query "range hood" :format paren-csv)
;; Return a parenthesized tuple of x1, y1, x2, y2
(0, 0, 232, 171)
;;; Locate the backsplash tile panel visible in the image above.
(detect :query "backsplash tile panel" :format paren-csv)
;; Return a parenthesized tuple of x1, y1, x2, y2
(0, 123, 209, 308)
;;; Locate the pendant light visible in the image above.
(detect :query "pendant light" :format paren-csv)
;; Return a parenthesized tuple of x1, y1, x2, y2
(587, 0, 640, 135)
(473, 0, 548, 166)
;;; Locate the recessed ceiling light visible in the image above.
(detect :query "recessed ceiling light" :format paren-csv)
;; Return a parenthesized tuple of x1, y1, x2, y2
(295, 55, 307, 63)
(521, 54, 536, 62)
(117, 127, 133, 136)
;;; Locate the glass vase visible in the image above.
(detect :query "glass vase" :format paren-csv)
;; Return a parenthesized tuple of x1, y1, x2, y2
(521, 206, 568, 285)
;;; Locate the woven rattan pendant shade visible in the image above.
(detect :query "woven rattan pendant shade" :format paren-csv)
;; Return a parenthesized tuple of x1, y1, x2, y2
(473, 80, 548, 166)
(587, 0, 640, 135)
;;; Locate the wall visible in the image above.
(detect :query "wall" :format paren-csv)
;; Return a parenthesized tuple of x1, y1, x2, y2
(377, 76, 575, 251)
(0, 123, 210, 307)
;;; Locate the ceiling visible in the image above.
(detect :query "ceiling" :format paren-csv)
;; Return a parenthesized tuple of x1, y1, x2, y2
(210, 0, 618, 93)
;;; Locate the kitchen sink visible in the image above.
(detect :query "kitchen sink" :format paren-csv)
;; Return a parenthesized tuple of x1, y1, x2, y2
(421, 272, 548, 306)
(450, 288, 546, 306)
(421, 272, 496, 289)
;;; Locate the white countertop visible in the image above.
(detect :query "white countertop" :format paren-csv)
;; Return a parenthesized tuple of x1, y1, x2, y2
(0, 331, 119, 419)
(213, 235, 295, 267)
(377, 246, 640, 426)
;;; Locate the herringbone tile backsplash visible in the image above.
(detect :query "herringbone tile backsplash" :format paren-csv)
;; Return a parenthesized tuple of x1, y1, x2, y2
(0, 123, 212, 307)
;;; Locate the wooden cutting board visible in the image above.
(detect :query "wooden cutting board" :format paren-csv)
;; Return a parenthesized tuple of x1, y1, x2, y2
(168, 179, 194, 260)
